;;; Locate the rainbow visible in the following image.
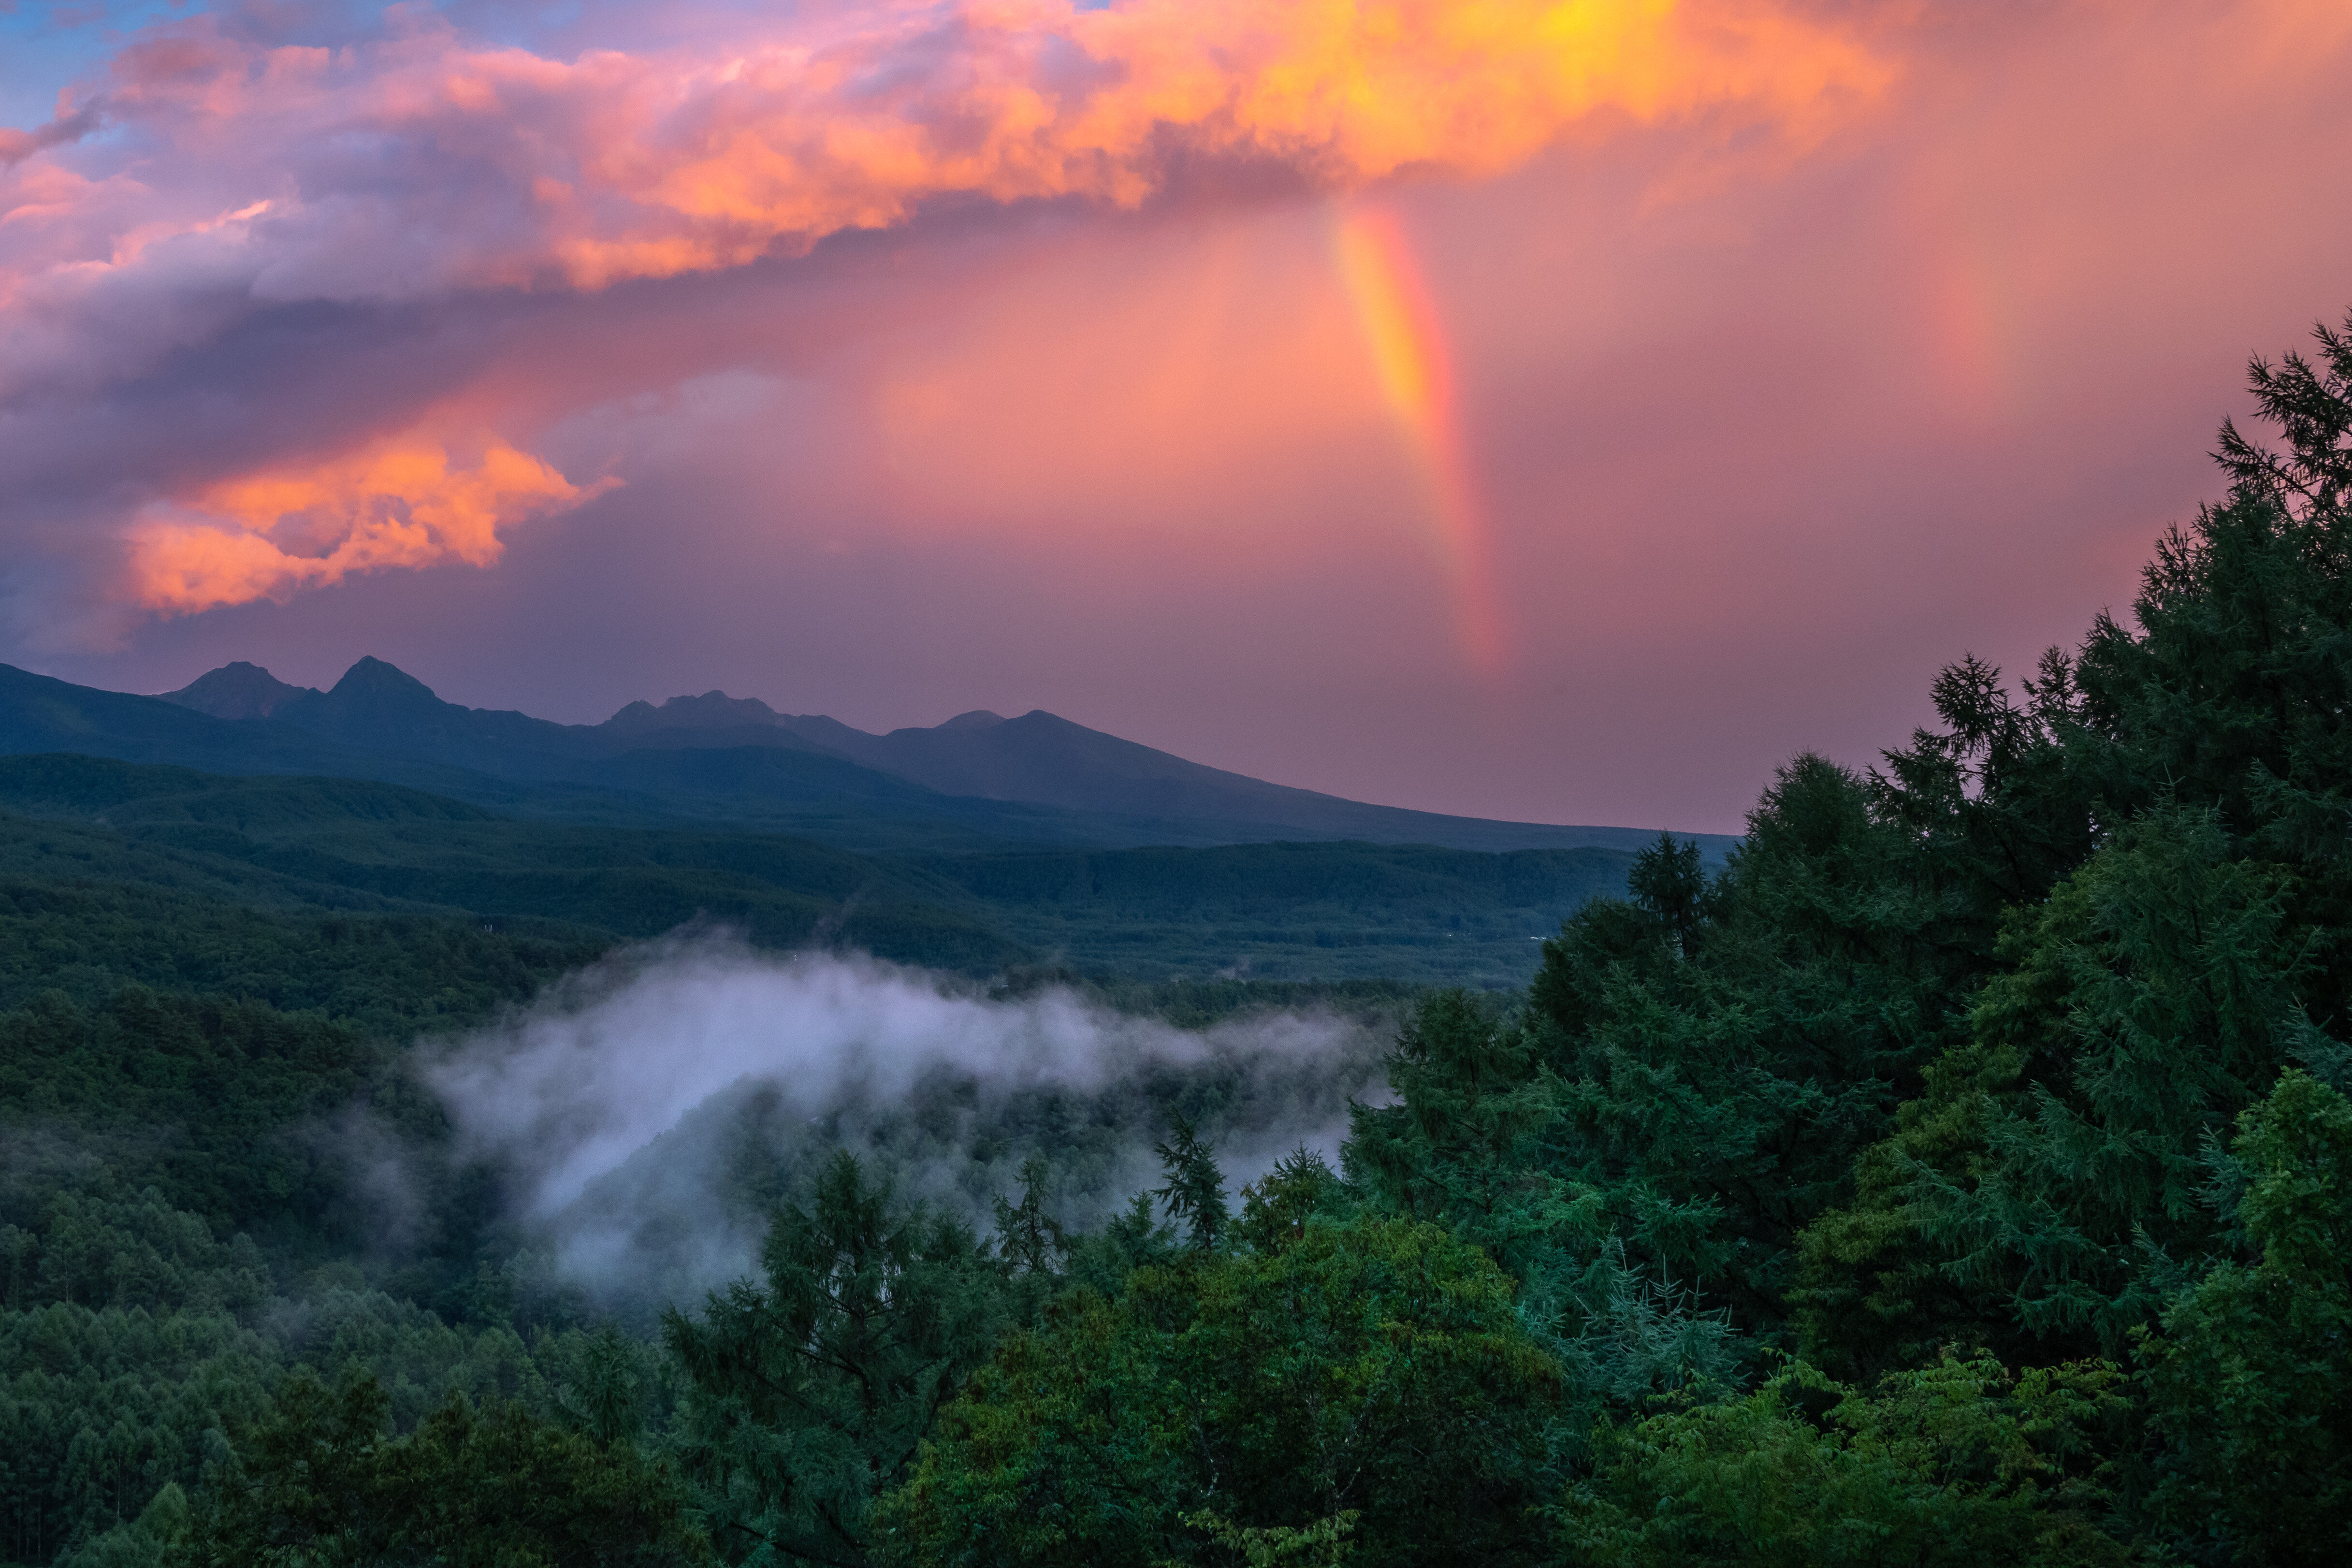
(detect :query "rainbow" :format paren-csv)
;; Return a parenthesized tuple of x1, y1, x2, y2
(1333, 206, 1510, 677)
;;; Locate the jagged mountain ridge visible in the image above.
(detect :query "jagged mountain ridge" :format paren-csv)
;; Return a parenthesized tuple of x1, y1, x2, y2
(151, 658, 1726, 855)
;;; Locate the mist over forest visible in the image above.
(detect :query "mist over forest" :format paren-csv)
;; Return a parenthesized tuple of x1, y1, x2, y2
(427, 942, 1392, 1321)
(7, 320, 2352, 1567)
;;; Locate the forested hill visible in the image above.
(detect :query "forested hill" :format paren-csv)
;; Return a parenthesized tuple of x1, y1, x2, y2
(8, 319, 2352, 1568)
(0, 752, 1631, 987)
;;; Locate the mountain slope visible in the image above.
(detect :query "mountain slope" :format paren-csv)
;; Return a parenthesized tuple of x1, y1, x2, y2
(593, 684, 1733, 854)
(142, 657, 1737, 855)
(161, 660, 313, 720)
(3, 661, 378, 777)
(5, 661, 723, 823)
(269, 657, 599, 779)
(793, 707, 1689, 853)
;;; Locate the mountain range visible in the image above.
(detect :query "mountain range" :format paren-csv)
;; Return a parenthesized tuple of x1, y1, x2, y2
(56, 656, 1726, 858)
(0, 655, 1739, 984)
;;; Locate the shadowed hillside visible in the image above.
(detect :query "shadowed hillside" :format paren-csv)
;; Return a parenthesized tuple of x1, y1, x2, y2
(146, 659, 1732, 857)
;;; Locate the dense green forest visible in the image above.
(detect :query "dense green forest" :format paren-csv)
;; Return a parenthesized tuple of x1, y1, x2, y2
(0, 755, 1626, 987)
(7, 319, 2352, 1564)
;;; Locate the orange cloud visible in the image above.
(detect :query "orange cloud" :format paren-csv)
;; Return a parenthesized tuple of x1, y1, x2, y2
(537, 0, 1894, 285)
(27, 0, 1888, 299)
(126, 436, 610, 615)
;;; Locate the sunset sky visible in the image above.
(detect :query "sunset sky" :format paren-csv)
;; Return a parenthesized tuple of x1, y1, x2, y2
(4, 0, 2349, 832)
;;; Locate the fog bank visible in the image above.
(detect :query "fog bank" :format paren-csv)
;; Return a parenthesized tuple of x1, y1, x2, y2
(426, 939, 1391, 1308)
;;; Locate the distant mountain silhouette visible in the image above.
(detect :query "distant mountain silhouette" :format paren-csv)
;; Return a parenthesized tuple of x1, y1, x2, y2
(603, 691, 797, 735)
(0, 663, 1140, 848)
(797, 709, 1580, 848)
(272, 657, 600, 778)
(132, 657, 1739, 856)
(161, 660, 314, 720)
(163, 663, 829, 776)
(2, 662, 373, 777)
(586, 674, 1725, 855)
(604, 687, 1715, 855)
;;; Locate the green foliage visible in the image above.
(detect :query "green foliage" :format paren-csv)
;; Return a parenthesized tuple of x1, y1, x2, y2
(1790, 319, 2352, 1375)
(1151, 1114, 1231, 1253)
(0, 1184, 267, 1315)
(1058, 1192, 1179, 1299)
(0, 1164, 665, 1565)
(2104, 367, 2352, 891)
(1345, 989, 1562, 1260)
(1041, 976, 1420, 1031)
(168, 1368, 705, 1567)
(1233, 1148, 1351, 1256)
(992, 1157, 1070, 1283)
(1510, 757, 1982, 1349)
(876, 1217, 1559, 1568)
(0, 1280, 602, 1566)
(1797, 809, 2319, 1368)
(0, 1303, 269, 1567)
(2137, 1070, 2352, 1565)
(1558, 1351, 2131, 1567)
(1623, 831, 1705, 959)
(0, 753, 1650, 988)
(1870, 648, 2099, 920)
(1344, 988, 1744, 1413)
(1179, 1508, 1358, 1566)
(664, 1153, 1008, 1567)
(1339, 757, 1977, 1411)
(55, 1480, 189, 1568)
(0, 874, 602, 1029)
(2216, 306, 2352, 515)
(0, 989, 408, 1252)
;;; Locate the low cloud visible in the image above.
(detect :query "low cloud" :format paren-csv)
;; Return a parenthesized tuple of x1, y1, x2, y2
(425, 938, 1392, 1309)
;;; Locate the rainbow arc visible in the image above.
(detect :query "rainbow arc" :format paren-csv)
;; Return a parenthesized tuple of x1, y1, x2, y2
(1333, 206, 1510, 677)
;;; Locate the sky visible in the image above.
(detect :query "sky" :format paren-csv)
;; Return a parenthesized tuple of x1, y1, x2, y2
(3, 0, 2349, 834)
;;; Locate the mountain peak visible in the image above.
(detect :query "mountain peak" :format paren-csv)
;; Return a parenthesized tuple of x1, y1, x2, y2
(330, 656, 443, 705)
(601, 690, 784, 734)
(157, 661, 317, 720)
(935, 710, 1006, 731)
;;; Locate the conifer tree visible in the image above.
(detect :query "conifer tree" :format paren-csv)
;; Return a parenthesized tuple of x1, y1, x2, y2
(992, 1156, 1068, 1278)
(1152, 1114, 1230, 1253)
